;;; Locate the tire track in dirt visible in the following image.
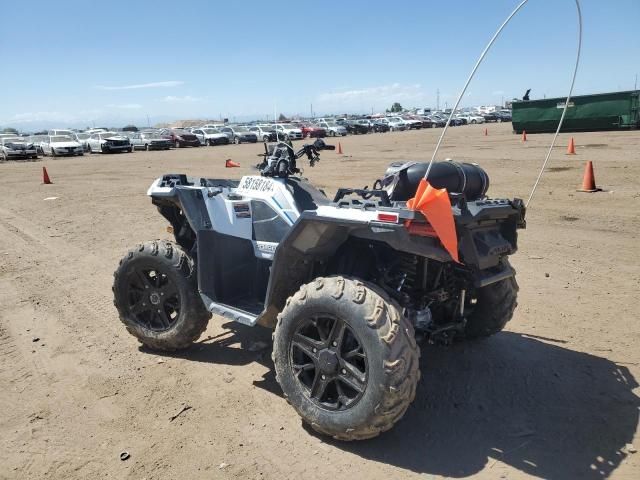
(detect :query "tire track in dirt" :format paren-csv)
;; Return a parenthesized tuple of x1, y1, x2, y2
(0, 216, 121, 478)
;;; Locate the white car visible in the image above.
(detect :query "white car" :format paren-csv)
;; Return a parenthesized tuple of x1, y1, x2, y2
(1, 137, 38, 161)
(87, 131, 132, 154)
(248, 125, 278, 142)
(273, 124, 303, 140)
(314, 121, 347, 137)
(73, 132, 91, 151)
(400, 116, 423, 130)
(378, 118, 406, 132)
(456, 112, 485, 124)
(191, 128, 230, 146)
(42, 135, 84, 156)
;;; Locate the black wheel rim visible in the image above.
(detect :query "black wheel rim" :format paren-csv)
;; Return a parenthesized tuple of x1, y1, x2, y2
(290, 315, 368, 411)
(125, 265, 181, 332)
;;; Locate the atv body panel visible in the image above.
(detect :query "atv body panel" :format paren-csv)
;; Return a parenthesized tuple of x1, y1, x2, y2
(147, 169, 525, 329)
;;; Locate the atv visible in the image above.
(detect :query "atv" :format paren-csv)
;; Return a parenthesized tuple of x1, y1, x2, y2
(113, 138, 526, 440)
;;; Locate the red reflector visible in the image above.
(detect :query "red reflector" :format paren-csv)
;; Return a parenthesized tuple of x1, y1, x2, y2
(405, 221, 437, 237)
(377, 213, 399, 223)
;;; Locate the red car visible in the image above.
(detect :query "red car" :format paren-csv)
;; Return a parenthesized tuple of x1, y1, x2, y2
(159, 128, 200, 148)
(296, 123, 326, 138)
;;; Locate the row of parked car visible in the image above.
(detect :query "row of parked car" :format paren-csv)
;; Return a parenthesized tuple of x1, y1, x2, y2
(0, 109, 513, 160)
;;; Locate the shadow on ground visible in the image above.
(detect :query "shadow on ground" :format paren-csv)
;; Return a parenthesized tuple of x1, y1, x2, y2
(159, 326, 639, 479)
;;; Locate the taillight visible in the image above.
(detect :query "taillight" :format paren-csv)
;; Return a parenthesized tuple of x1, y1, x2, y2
(376, 212, 399, 223)
(405, 221, 437, 237)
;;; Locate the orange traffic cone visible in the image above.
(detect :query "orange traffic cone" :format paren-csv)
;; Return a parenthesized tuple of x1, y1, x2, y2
(337, 142, 343, 154)
(566, 137, 576, 155)
(577, 161, 601, 192)
(42, 167, 52, 184)
(225, 159, 240, 168)
(484, 128, 488, 136)
(522, 130, 527, 142)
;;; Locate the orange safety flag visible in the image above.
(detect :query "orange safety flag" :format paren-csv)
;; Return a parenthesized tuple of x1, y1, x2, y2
(407, 179, 460, 263)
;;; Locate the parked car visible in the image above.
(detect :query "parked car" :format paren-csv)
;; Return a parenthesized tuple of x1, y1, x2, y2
(73, 132, 91, 151)
(452, 114, 469, 125)
(87, 131, 132, 153)
(296, 123, 327, 138)
(191, 128, 230, 146)
(433, 114, 464, 126)
(129, 131, 173, 150)
(480, 111, 503, 123)
(159, 128, 200, 148)
(457, 112, 485, 124)
(273, 123, 303, 141)
(0, 136, 38, 161)
(314, 120, 347, 137)
(370, 119, 391, 132)
(219, 126, 258, 144)
(248, 125, 278, 142)
(496, 110, 512, 122)
(344, 119, 369, 134)
(42, 135, 84, 156)
(400, 116, 424, 130)
(378, 117, 406, 132)
(427, 115, 447, 127)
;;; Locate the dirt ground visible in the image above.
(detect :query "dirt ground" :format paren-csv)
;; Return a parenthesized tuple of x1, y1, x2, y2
(1, 123, 639, 479)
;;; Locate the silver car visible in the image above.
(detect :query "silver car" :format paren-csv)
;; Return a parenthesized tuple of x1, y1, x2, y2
(129, 131, 172, 151)
(219, 126, 258, 144)
(191, 128, 230, 146)
(1, 137, 38, 161)
(315, 121, 347, 137)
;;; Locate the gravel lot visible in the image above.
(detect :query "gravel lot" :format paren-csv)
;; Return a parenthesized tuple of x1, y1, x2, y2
(1, 122, 638, 479)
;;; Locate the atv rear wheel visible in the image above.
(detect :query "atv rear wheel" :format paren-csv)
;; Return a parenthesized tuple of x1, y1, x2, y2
(272, 276, 420, 440)
(464, 262, 518, 338)
(113, 240, 210, 351)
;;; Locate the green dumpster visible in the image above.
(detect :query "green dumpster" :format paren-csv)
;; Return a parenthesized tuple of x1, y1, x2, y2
(512, 90, 639, 134)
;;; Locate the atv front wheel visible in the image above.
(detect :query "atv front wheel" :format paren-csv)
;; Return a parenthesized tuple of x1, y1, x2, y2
(113, 240, 211, 351)
(273, 276, 420, 440)
(464, 262, 518, 338)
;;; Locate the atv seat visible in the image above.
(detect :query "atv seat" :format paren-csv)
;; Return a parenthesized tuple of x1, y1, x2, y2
(286, 177, 331, 212)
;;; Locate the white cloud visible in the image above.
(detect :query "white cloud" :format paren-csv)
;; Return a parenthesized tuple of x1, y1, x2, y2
(106, 103, 142, 109)
(317, 83, 427, 109)
(161, 95, 202, 103)
(4, 111, 81, 124)
(94, 81, 184, 90)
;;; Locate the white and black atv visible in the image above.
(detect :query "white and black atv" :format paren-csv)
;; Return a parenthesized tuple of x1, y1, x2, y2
(113, 138, 526, 440)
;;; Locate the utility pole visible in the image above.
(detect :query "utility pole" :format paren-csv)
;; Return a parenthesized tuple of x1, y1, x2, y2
(635, 73, 638, 90)
(436, 89, 440, 111)
(501, 95, 504, 108)
(310, 103, 313, 119)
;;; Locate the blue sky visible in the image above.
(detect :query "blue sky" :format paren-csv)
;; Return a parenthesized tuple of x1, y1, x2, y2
(1, 0, 638, 129)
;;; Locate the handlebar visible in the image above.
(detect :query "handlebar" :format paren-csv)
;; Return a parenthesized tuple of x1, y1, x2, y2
(257, 138, 335, 178)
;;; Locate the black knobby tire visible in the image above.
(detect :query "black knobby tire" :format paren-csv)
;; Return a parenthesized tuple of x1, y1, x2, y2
(112, 240, 211, 351)
(272, 276, 420, 441)
(464, 263, 519, 338)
